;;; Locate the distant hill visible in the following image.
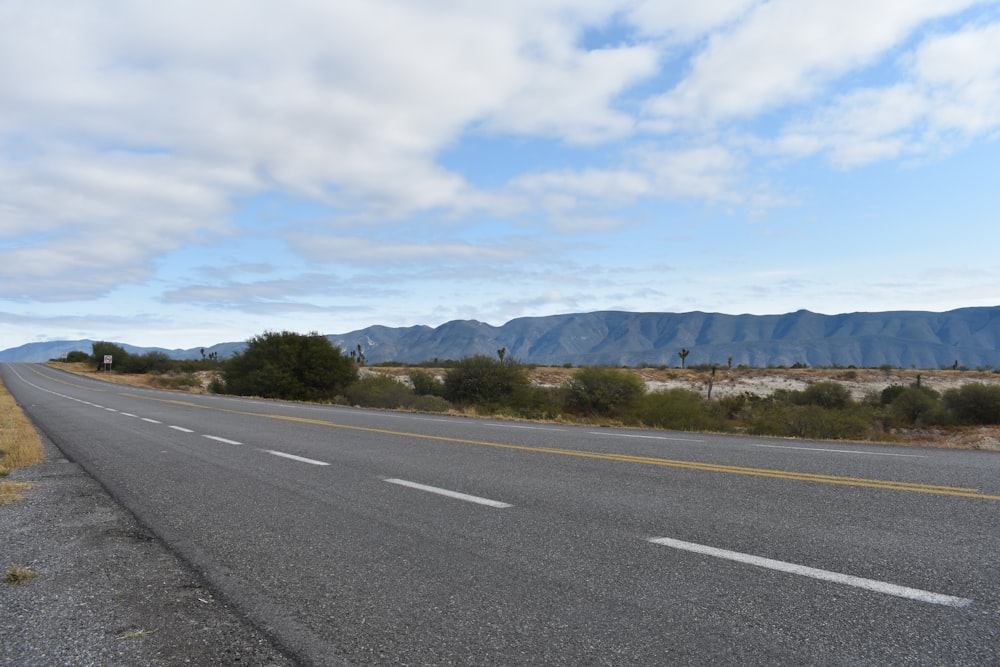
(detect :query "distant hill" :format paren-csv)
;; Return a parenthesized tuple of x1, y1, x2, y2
(3, 307, 999, 368)
(0, 340, 243, 364)
(328, 307, 1000, 369)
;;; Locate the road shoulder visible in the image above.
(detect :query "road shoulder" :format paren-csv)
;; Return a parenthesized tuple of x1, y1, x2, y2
(0, 434, 295, 666)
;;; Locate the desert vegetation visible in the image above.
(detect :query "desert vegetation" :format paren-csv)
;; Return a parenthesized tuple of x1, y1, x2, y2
(48, 333, 1000, 448)
(0, 375, 44, 505)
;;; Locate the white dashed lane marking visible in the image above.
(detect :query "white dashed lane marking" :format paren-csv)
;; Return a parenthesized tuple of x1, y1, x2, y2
(648, 536, 972, 608)
(383, 478, 512, 508)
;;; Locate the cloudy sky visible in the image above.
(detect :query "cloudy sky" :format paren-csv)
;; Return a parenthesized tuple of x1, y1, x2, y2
(2, 1, 999, 352)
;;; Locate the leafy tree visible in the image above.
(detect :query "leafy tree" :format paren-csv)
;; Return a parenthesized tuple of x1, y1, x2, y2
(91, 341, 130, 371)
(443, 354, 530, 409)
(563, 366, 644, 418)
(218, 331, 356, 401)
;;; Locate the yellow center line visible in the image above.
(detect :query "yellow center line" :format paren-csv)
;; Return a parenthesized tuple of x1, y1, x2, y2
(29, 365, 106, 391)
(124, 393, 1000, 501)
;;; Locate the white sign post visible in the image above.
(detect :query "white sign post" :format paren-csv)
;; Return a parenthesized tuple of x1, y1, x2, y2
(103, 354, 112, 372)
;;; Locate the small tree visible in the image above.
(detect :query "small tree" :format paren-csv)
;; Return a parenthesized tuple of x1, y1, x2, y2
(219, 331, 356, 401)
(563, 366, 645, 419)
(443, 354, 530, 409)
(678, 349, 690, 369)
(91, 341, 130, 371)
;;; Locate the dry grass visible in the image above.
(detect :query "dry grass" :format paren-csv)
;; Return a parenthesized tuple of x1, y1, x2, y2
(3, 563, 40, 585)
(0, 375, 45, 504)
(0, 481, 37, 506)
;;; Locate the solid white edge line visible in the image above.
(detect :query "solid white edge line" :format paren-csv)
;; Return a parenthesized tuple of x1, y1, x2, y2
(263, 450, 330, 466)
(383, 478, 512, 508)
(169, 426, 194, 433)
(648, 537, 972, 608)
(203, 435, 243, 445)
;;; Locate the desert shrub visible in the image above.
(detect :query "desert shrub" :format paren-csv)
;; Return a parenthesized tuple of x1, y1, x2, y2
(716, 392, 761, 420)
(879, 384, 907, 406)
(562, 366, 645, 419)
(219, 331, 356, 401)
(411, 394, 451, 413)
(409, 370, 445, 397)
(797, 381, 852, 409)
(942, 383, 1000, 425)
(342, 374, 416, 409)
(635, 388, 725, 431)
(886, 386, 941, 427)
(121, 351, 174, 374)
(748, 404, 872, 440)
(63, 350, 90, 363)
(443, 355, 531, 410)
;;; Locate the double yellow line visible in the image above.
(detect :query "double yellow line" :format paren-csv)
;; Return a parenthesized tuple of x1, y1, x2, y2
(128, 393, 1000, 501)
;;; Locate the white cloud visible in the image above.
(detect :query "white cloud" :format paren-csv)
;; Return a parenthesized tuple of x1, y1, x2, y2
(287, 234, 529, 265)
(915, 20, 1000, 135)
(644, 0, 982, 128)
(773, 19, 1000, 167)
(636, 145, 743, 201)
(626, 0, 761, 41)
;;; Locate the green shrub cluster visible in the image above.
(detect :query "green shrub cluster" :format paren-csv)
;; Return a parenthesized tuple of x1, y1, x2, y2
(60, 342, 222, 385)
(216, 331, 356, 401)
(78, 334, 1000, 438)
(341, 374, 448, 412)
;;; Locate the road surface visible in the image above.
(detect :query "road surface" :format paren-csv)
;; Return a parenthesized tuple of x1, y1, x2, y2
(4, 362, 999, 665)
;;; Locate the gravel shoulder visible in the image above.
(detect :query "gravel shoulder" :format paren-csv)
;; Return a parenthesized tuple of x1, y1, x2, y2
(0, 433, 296, 666)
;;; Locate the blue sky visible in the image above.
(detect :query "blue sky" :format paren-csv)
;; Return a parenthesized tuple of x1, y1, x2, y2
(2, 1, 1000, 351)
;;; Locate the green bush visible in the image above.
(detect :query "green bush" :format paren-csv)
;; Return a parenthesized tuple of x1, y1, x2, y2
(942, 383, 1000, 425)
(747, 403, 872, 440)
(886, 386, 941, 427)
(91, 341, 130, 371)
(218, 331, 356, 401)
(409, 370, 445, 397)
(411, 394, 451, 413)
(635, 388, 725, 431)
(562, 366, 645, 419)
(879, 384, 907, 405)
(797, 381, 852, 409)
(443, 355, 531, 410)
(121, 351, 174, 374)
(342, 374, 417, 409)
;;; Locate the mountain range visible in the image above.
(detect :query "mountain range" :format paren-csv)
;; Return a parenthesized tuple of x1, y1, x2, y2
(3, 307, 999, 369)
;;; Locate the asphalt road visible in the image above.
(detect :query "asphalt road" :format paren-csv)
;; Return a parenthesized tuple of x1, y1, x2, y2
(4, 362, 999, 665)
